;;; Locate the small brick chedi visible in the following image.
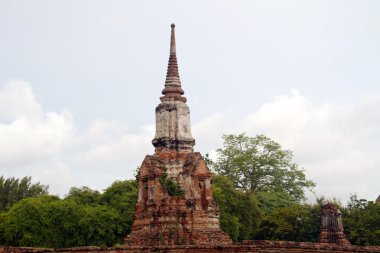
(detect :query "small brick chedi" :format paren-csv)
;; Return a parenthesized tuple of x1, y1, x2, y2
(319, 203, 351, 246)
(124, 24, 232, 247)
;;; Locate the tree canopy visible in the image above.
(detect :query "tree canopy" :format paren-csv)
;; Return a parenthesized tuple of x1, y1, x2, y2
(65, 186, 101, 206)
(212, 175, 261, 241)
(0, 176, 48, 212)
(212, 133, 315, 201)
(342, 194, 380, 246)
(257, 203, 321, 242)
(0, 178, 137, 248)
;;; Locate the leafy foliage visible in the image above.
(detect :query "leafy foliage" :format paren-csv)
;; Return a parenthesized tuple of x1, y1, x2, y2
(213, 175, 261, 241)
(211, 134, 319, 242)
(65, 186, 101, 206)
(212, 134, 315, 201)
(257, 204, 320, 242)
(0, 176, 48, 211)
(99, 180, 138, 235)
(256, 191, 296, 212)
(159, 173, 183, 196)
(78, 205, 125, 247)
(342, 194, 380, 246)
(0, 195, 76, 247)
(0, 179, 137, 247)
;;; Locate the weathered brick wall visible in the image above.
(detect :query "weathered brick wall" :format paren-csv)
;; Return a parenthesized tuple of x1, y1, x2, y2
(127, 150, 232, 246)
(2, 241, 380, 253)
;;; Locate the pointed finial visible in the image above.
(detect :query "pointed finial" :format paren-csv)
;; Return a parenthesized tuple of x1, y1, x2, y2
(161, 23, 186, 103)
(170, 23, 176, 54)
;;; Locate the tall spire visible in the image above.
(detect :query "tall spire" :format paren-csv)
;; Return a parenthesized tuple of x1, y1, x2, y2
(152, 23, 195, 151)
(161, 23, 186, 103)
(170, 23, 176, 54)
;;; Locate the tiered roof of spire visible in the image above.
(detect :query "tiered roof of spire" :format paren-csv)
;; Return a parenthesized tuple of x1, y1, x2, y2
(161, 23, 187, 103)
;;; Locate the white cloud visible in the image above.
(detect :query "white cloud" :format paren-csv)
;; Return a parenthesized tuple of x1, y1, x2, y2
(0, 80, 43, 120)
(0, 80, 75, 167)
(192, 110, 233, 153)
(77, 120, 153, 165)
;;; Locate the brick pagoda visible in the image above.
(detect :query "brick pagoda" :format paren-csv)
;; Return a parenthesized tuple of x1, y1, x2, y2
(319, 203, 351, 246)
(124, 24, 231, 247)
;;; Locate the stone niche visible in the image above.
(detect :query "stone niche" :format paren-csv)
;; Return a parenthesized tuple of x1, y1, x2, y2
(124, 150, 231, 247)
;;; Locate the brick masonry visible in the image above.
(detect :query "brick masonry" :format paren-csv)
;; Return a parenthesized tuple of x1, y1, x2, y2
(124, 150, 232, 246)
(319, 203, 351, 246)
(2, 241, 380, 253)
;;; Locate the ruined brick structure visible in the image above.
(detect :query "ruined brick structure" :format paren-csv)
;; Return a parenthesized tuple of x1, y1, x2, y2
(319, 203, 351, 246)
(124, 24, 231, 247)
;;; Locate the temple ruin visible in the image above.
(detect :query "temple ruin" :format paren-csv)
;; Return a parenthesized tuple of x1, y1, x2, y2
(319, 203, 351, 246)
(124, 23, 231, 247)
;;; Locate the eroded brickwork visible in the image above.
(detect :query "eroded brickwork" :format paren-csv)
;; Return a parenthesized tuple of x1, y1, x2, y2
(124, 150, 231, 246)
(319, 203, 351, 246)
(2, 242, 380, 253)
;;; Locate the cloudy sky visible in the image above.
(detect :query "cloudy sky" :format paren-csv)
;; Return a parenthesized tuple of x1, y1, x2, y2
(1, 1, 379, 203)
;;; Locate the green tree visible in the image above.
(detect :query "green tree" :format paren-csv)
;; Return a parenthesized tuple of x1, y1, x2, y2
(0, 179, 138, 247)
(342, 194, 380, 246)
(0, 195, 60, 247)
(99, 180, 138, 235)
(78, 205, 124, 247)
(257, 203, 320, 242)
(0, 176, 48, 211)
(42, 199, 85, 247)
(0, 194, 130, 247)
(256, 191, 296, 213)
(212, 134, 315, 201)
(65, 186, 101, 206)
(212, 175, 261, 241)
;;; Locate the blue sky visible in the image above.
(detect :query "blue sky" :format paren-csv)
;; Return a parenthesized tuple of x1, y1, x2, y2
(0, 1, 379, 203)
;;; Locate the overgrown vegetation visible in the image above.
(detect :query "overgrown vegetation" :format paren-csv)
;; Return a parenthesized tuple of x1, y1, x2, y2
(0, 134, 379, 247)
(0, 176, 48, 212)
(211, 133, 315, 201)
(212, 175, 262, 241)
(159, 172, 183, 196)
(0, 179, 137, 247)
(342, 194, 380, 246)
